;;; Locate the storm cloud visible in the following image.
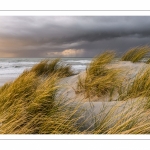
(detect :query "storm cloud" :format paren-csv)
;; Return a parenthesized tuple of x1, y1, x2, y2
(0, 16, 150, 57)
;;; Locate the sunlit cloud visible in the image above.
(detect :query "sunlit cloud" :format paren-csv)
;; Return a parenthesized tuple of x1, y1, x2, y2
(47, 49, 84, 57)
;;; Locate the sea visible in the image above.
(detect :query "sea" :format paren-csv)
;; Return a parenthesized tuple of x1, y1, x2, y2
(0, 58, 92, 86)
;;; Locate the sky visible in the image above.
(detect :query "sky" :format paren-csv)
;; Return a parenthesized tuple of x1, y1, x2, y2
(0, 16, 150, 58)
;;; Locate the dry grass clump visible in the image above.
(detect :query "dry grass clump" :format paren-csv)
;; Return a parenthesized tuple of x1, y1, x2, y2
(144, 97, 150, 110)
(146, 58, 150, 64)
(91, 98, 150, 134)
(77, 51, 122, 98)
(31, 58, 74, 78)
(121, 46, 150, 62)
(0, 59, 82, 134)
(72, 98, 150, 134)
(123, 67, 150, 99)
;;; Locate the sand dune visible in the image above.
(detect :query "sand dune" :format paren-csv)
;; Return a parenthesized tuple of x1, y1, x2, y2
(0, 61, 148, 132)
(56, 61, 148, 130)
(57, 61, 148, 102)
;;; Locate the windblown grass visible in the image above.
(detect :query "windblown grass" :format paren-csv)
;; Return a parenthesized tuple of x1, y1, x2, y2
(121, 67, 150, 99)
(146, 58, 150, 64)
(31, 58, 74, 78)
(75, 98, 150, 134)
(1, 56, 150, 134)
(0, 59, 82, 134)
(96, 107, 150, 134)
(77, 51, 122, 98)
(121, 46, 150, 62)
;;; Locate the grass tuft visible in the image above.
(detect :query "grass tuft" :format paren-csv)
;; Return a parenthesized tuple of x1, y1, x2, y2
(31, 58, 74, 78)
(123, 67, 150, 99)
(77, 51, 122, 98)
(121, 46, 150, 62)
(146, 58, 150, 64)
(0, 59, 80, 134)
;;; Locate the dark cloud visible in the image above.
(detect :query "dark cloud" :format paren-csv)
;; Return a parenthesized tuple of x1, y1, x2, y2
(0, 16, 150, 57)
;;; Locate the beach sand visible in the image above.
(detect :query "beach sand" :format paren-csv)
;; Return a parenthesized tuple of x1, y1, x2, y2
(56, 61, 148, 130)
(57, 61, 148, 102)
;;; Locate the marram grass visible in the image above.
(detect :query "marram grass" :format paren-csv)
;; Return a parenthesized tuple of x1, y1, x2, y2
(0, 59, 81, 134)
(121, 67, 150, 99)
(146, 58, 150, 64)
(77, 51, 122, 98)
(121, 46, 150, 62)
(31, 58, 74, 78)
(91, 97, 150, 134)
(1, 52, 150, 134)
